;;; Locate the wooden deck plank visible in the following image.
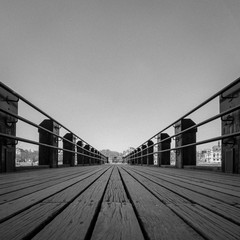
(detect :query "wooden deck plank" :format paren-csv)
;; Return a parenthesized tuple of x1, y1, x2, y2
(122, 166, 240, 240)
(91, 166, 145, 240)
(0, 202, 64, 240)
(102, 166, 129, 203)
(0, 166, 109, 222)
(130, 166, 240, 205)
(0, 168, 99, 203)
(0, 167, 111, 239)
(143, 167, 240, 193)
(118, 167, 204, 240)
(0, 167, 91, 191)
(126, 166, 240, 224)
(42, 167, 110, 203)
(169, 203, 240, 240)
(32, 167, 113, 240)
(0, 164, 240, 240)
(0, 167, 97, 192)
(147, 167, 240, 187)
(91, 202, 144, 240)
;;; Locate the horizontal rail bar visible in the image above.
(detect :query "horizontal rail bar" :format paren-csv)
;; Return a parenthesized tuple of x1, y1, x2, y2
(130, 77, 240, 154)
(0, 133, 105, 161)
(133, 132, 240, 160)
(0, 106, 106, 159)
(131, 103, 240, 155)
(0, 81, 104, 156)
(126, 131, 240, 160)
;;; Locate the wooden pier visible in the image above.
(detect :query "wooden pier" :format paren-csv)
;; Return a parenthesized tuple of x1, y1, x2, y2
(0, 165, 240, 240)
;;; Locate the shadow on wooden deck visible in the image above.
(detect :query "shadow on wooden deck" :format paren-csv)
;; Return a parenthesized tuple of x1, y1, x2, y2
(0, 165, 240, 240)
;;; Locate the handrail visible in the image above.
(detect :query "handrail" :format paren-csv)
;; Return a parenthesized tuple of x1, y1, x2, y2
(151, 103, 240, 149)
(124, 77, 240, 170)
(0, 82, 107, 169)
(0, 82, 102, 155)
(0, 107, 101, 156)
(133, 77, 240, 151)
(0, 133, 102, 160)
(127, 131, 240, 159)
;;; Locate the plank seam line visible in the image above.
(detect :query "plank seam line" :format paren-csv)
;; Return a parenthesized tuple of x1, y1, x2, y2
(0, 167, 108, 224)
(118, 167, 150, 240)
(130, 167, 239, 205)
(136, 165, 240, 185)
(137, 166, 240, 191)
(134, 167, 240, 198)
(0, 168, 97, 200)
(84, 166, 114, 240)
(21, 166, 112, 240)
(127, 167, 240, 226)
(121, 167, 210, 240)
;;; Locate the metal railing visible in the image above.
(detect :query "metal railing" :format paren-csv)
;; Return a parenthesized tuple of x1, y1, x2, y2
(123, 77, 240, 173)
(0, 82, 107, 172)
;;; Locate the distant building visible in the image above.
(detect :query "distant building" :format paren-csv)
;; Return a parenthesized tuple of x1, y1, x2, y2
(199, 142, 221, 164)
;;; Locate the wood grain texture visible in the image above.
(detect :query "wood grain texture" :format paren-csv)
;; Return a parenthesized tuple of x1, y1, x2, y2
(0, 202, 64, 240)
(91, 202, 144, 240)
(0, 168, 96, 203)
(103, 166, 129, 203)
(130, 167, 240, 203)
(125, 166, 240, 225)
(0, 166, 108, 222)
(91, 167, 144, 240)
(169, 203, 240, 240)
(32, 167, 113, 240)
(0, 165, 240, 240)
(119, 167, 204, 240)
(123, 167, 240, 240)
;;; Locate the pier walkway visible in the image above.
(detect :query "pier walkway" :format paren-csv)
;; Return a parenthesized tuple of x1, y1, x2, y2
(0, 165, 240, 240)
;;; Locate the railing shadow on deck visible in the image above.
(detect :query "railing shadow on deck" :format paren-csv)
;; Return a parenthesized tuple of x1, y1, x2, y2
(123, 77, 240, 174)
(0, 82, 107, 173)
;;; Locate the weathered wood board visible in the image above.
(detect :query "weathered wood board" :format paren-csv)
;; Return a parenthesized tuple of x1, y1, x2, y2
(91, 167, 145, 240)
(122, 166, 240, 239)
(0, 165, 239, 240)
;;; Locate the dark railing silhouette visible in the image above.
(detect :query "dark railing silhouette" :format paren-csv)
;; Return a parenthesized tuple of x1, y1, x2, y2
(0, 82, 107, 172)
(123, 77, 240, 174)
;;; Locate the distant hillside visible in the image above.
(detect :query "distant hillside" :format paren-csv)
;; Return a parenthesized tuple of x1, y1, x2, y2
(100, 149, 122, 159)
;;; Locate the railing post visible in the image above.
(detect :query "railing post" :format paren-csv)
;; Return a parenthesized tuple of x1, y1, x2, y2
(93, 149, 97, 164)
(134, 149, 138, 165)
(131, 152, 134, 165)
(220, 82, 240, 173)
(38, 119, 59, 167)
(137, 148, 141, 165)
(84, 144, 90, 165)
(175, 119, 197, 168)
(77, 140, 84, 165)
(63, 133, 75, 166)
(0, 86, 18, 172)
(157, 133, 171, 166)
(147, 140, 154, 165)
(131, 151, 134, 165)
(95, 150, 98, 164)
(91, 147, 95, 165)
(129, 153, 132, 165)
(142, 145, 147, 164)
(88, 147, 92, 165)
(98, 151, 101, 164)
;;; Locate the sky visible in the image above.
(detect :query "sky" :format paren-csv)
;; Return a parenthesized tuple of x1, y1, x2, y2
(0, 0, 240, 152)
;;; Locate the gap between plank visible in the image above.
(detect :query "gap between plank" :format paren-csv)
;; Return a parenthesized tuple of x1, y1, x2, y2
(21, 167, 112, 240)
(118, 167, 150, 240)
